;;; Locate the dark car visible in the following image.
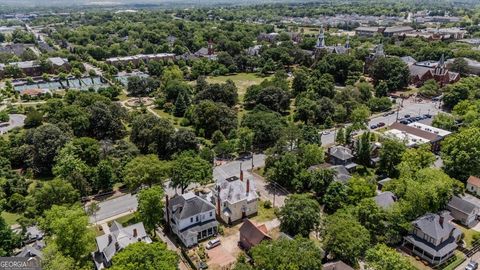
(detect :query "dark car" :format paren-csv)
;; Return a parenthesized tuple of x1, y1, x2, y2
(414, 116, 422, 121)
(404, 114, 411, 118)
(424, 114, 432, 118)
(400, 120, 409, 125)
(377, 122, 386, 127)
(370, 124, 378, 129)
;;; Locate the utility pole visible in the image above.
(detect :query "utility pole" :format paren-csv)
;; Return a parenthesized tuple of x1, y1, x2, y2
(273, 182, 276, 208)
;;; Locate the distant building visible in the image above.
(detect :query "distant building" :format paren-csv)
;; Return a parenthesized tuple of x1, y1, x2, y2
(382, 26, 414, 37)
(0, 43, 34, 56)
(467, 176, 480, 196)
(355, 26, 381, 37)
(239, 219, 271, 250)
(446, 196, 479, 228)
(314, 25, 350, 59)
(257, 32, 280, 43)
(15, 240, 45, 266)
(194, 40, 217, 60)
(364, 44, 386, 73)
(446, 58, 480, 75)
(0, 57, 70, 78)
(402, 212, 462, 266)
(407, 55, 460, 87)
(327, 145, 356, 169)
(308, 163, 352, 184)
(165, 192, 218, 247)
(106, 53, 176, 67)
(19, 88, 50, 98)
(92, 221, 152, 270)
(246, 45, 262, 56)
(384, 122, 451, 152)
(211, 173, 258, 225)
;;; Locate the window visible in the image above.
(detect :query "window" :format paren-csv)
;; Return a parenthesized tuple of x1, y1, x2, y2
(196, 216, 199, 222)
(190, 217, 193, 222)
(210, 212, 212, 217)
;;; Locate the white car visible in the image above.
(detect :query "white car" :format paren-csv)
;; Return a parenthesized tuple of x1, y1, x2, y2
(466, 261, 478, 270)
(205, 238, 221, 250)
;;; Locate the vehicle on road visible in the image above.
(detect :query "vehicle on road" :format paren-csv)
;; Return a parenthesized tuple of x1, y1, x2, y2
(377, 122, 386, 127)
(400, 120, 409, 125)
(370, 124, 378, 129)
(404, 114, 411, 118)
(423, 114, 432, 118)
(206, 238, 221, 249)
(466, 260, 478, 270)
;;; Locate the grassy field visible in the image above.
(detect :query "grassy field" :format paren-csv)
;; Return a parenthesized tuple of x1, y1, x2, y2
(115, 213, 139, 226)
(206, 73, 272, 101)
(459, 225, 480, 248)
(2, 212, 20, 226)
(252, 201, 277, 223)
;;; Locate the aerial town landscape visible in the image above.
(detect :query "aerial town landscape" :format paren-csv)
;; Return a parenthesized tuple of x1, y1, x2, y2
(1, 0, 480, 269)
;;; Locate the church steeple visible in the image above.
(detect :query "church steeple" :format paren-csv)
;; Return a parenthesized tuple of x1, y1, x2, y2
(435, 54, 446, 75)
(374, 44, 385, 57)
(316, 25, 325, 48)
(345, 35, 350, 49)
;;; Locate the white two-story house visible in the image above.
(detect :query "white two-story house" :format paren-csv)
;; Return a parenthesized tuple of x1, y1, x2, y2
(211, 175, 258, 224)
(165, 192, 218, 247)
(402, 212, 462, 266)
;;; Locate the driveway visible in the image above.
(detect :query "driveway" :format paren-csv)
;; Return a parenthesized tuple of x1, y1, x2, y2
(206, 245, 236, 269)
(455, 252, 479, 270)
(0, 114, 26, 134)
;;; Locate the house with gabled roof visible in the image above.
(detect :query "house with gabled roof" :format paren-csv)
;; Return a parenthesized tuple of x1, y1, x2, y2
(211, 173, 258, 225)
(92, 221, 152, 270)
(165, 192, 218, 247)
(323, 261, 354, 270)
(402, 212, 462, 266)
(446, 196, 479, 228)
(467, 176, 480, 196)
(374, 191, 396, 209)
(239, 219, 271, 250)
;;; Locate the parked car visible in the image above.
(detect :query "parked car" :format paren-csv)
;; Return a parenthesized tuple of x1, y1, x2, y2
(466, 260, 478, 270)
(377, 122, 386, 127)
(424, 114, 432, 118)
(206, 238, 221, 250)
(404, 114, 411, 118)
(400, 120, 409, 125)
(370, 124, 378, 129)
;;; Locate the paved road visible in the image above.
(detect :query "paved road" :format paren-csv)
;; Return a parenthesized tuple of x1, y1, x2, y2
(87, 194, 138, 223)
(456, 254, 479, 270)
(0, 114, 26, 134)
(321, 98, 442, 146)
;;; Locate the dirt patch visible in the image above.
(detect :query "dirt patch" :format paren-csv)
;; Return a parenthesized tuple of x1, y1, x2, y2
(206, 246, 236, 269)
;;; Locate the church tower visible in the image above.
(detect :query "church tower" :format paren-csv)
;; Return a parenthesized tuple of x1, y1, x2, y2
(434, 54, 446, 76)
(315, 25, 326, 49)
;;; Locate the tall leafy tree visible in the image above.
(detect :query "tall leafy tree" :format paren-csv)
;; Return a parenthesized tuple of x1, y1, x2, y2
(138, 186, 164, 235)
(32, 179, 80, 214)
(378, 139, 406, 178)
(279, 194, 322, 237)
(0, 214, 20, 256)
(170, 151, 212, 193)
(123, 155, 171, 190)
(441, 127, 480, 181)
(365, 244, 416, 270)
(110, 242, 178, 270)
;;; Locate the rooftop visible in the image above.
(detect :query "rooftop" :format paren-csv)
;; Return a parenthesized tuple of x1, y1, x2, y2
(168, 192, 216, 220)
(468, 176, 480, 187)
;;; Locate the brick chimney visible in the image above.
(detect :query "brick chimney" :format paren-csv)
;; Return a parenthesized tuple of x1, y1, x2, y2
(240, 162, 244, 181)
(216, 185, 221, 216)
(246, 178, 250, 194)
(165, 195, 170, 231)
(133, 228, 137, 237)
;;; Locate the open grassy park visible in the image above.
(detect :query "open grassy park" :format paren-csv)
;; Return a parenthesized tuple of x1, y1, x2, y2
(206, 73, 272, 101)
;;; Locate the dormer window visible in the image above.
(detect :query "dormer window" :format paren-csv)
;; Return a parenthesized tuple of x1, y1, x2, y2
(190, 217, 193, 222)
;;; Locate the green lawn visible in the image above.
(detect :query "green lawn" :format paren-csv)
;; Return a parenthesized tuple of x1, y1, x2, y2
(459, 225, 480, 248)
(151, 108, 184, 128)
(252, 201, 277, 223)
(206, 73, 272, 101)
(442, 252, 466, 270)
(2, 212, 21, 226)
(115, 213, 139, 226)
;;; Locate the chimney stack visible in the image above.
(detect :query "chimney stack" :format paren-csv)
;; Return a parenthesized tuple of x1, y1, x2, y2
(240, 163, 243, 181)
(165, 195, 170, 231)
(246, 179, 250, 194)
(216, 185, 221, 216)
(133, 228, 137, 237)
(439, 215, 444, 228)
(108, 234, 112, 244)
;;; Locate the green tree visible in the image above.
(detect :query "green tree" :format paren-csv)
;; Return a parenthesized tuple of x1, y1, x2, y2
(398, 144, 436, 175)
(110, 242, 178, 270)
(370, 56, 410, 92)
(41, 243, 78, 270)
(95, 159, 115, 191)
(32, 179, 80, 214)
(441, 127, 480, 181)
(124, 155, 171, 190)
(40, 205, 95, 264)
(130, 114, 174, 158)
(138, 186, 164, 235)
(53, 153, 93, 196)
(356, 132, 373, 166)
(242, 106, 286, 149)
(174, 92, 188, 117)
(324, 211, 371, 265)
(248, 237, 323, 270)
(378, 139, 406, 178)
(322, 181, 349, 213)
(170, 152, 212, 193)
(347, 176, 376, 204)
(236, 127, 254, 153)
(336, 127, 346, 145)
(432, 113, 456, 131)
(266, 152, 300, 189)
(279, 194, 321, 237)
(191, 100, 237, 138)
(298, 143, 324, 168)
(0, 214, 20, 256)
(450, 57, 468, 76)
(365, 244, 416, 270)
(351, 105, 371, 130)
(24, 109, 43, 128)
(418, 79, 440, 97)
(374, 81, 388, 97)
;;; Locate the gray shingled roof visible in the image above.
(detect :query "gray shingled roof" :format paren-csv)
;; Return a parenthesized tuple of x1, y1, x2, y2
(447, 196, 477, 215)
(374, 191, 396, 208)
(413, 212, 457, 241)
(169, 192, 215, 220)
(215, 176, 258, 204)
(331, 165, 352, 184)
(329, 146, 354, 161)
